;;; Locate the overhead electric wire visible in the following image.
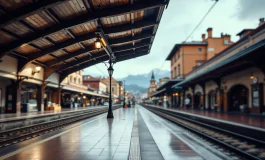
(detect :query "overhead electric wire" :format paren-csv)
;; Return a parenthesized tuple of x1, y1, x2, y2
(94, 65, 108, 77)
(154, 0, 219, 77)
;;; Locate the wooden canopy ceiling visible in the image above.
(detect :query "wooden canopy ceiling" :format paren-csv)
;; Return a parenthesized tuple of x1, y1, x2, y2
(0, 0, 169, 81)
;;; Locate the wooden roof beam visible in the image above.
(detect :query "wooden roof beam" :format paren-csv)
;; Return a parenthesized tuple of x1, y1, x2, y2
(60, 49, 149, 76)
(0, 1, 165, 59)
(16, 33, 95, 72)
(116, 51, 147, 62)
(46, 46, 95, 67)
(0, 0, 65, 25)
(28, 33, 94, 62)
(61, 56, 110, 79)
(45, 36, 150, 67)
(109, 32, 153, 45)
(57, 50, 148, 79)
(104, 20, 157, 35)
(43, 51, 108, 80)
(113, 41, 151, 53)
(114, 47, 149, 57)
(58, 52, 107, 71)
(96, 21, 114, 60)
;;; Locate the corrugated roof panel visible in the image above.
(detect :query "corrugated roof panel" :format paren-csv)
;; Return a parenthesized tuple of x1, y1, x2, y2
(15, 44, 39, 55)
(108, 30, 131, 39)
(51, 0, 87, 20)
(48, 31, 71, 43)
(23, 11, 57, 30)
(91, 0, 129, 9)
(52, 50, 67, 57)
(76, 52, 90, 59)
(82, 38, 96, 46)
(65, 57, 76, 63)
(134, 10, 144, 21)
(70, 21, 97, 36)
(65, 43, 82, 52)
(0, 0, 31, 10)
(0, 30, 16, 45)
(3, 22, 33, 37)
(37, 54, 55, 63)
(101, 13, 130, 27)
(31, 39, 54, 49)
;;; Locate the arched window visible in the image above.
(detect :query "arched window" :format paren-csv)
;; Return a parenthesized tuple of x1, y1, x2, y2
(70, 76, 73, 83)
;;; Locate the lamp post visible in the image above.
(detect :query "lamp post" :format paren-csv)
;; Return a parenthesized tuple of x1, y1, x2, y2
(107, 58, 114, 118)
(94, 24, 114, 118)
(123, 80, 126, 108)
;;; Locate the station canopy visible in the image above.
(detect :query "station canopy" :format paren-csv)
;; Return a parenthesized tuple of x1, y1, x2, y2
(0, 0, 169, 81)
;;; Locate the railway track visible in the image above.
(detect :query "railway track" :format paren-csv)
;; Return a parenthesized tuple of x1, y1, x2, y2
(144, 106, 265, 160)
(0, 106, 121, 148)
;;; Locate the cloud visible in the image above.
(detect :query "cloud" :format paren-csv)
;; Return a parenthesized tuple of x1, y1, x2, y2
(237, 0, 265, 20)
(85, 0, 264, 78)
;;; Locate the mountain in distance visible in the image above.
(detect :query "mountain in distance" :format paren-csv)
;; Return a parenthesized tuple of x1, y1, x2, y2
(125, 84, 147, 94)
(117, 68, 170, 88)
(83, 68, 170, 96)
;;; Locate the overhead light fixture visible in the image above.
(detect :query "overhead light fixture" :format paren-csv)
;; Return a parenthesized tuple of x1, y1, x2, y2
(108, 65, 114, 77)
(250, 72, 254, 79)
(32, 66, 41, 75)
(95, 38, 102, 50)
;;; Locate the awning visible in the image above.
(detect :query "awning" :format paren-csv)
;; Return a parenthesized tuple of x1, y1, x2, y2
(173, 39, 265, 87)
(62, 85, 108, 98)
(156, 78, 183, 91)
(0, 0, 170, 83)
(151, 88, 166, 97)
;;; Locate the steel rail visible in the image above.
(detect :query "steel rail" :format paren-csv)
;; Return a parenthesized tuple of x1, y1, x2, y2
(144, 105, 265, 160)
(0, 106, 121, 148)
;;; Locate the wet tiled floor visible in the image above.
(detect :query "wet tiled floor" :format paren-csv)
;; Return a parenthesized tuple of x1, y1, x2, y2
(149, 105, 265, 129)
(1, 105, 230, 160)
(138, 106, 228, 160)
(2, 108, 134, 160)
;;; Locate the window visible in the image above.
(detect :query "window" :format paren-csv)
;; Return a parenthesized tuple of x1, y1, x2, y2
(0, 89, 2, 110)
(208, 48, 214, 52)
(197, 62, 202, 66)
(224, 40, 229, 45)
(112, 87, 114, 92)
(177, 64, 180, 76)
(171, 71, 173, 79)
(198, 48, 202, 52)
(174, 67, 176, 78)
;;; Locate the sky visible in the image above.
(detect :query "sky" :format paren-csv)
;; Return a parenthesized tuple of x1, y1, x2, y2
(83, 0, 265, 79)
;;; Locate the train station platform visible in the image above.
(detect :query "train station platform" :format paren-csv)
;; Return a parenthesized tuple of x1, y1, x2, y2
(147, 104, 265, 129)
(0, 106, 110, 122)
(0, 105, 231, 160)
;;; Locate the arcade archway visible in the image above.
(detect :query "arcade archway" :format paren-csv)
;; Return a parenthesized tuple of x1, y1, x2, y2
(228, 84, 249, 111)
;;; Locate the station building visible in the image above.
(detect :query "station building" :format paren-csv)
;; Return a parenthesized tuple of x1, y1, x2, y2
(151, 18, 265, 114)
(0, 0, 168, 114)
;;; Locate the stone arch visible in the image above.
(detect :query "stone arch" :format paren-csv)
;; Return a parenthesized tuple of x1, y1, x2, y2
(194, 84, 203, 95)
(228, 84, 249, 111)
(208, 89, 217, 110)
